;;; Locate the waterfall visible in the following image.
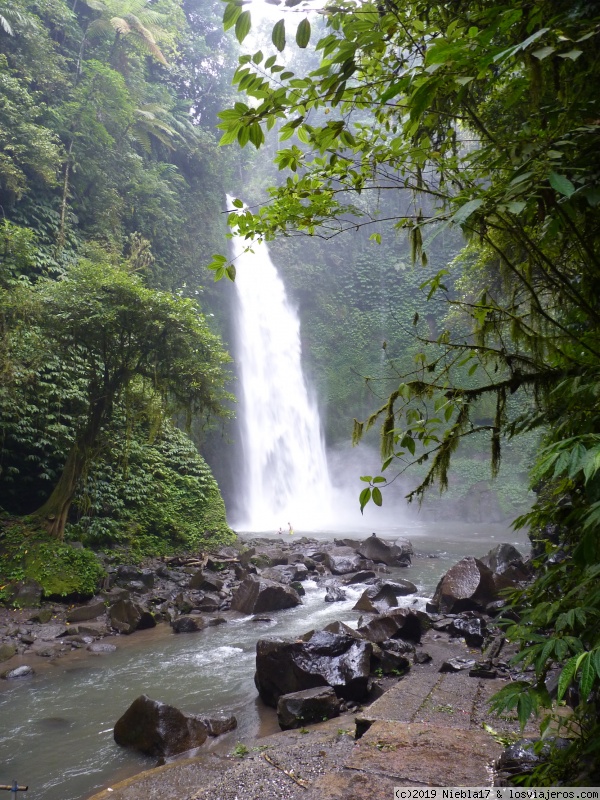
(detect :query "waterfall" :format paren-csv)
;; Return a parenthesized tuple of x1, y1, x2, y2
(228, 197, 334, 531)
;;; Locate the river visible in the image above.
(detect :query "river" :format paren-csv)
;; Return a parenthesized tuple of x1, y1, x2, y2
(0, 521, 529, 800)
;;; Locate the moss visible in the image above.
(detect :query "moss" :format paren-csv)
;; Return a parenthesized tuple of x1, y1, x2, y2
(0, 520, 105, 602)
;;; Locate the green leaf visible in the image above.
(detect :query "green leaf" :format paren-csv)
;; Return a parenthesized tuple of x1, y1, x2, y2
(296, 18, 311, 49)
(272, 19, 286, 52)
(531, 46, 555, 60)
(223, 2, 242, 31)
(580, 653, 595, 699)
(235, 11, 252, 43)
(359, 487, 371, 513)
(557, 655, 579, 701)
(372, 486, 383, 506)
(549, 171, 576, 198)
(452, 199, 483, 224)
(360, 475, 373, 482)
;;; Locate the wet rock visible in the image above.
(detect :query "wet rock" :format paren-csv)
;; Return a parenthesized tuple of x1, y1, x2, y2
(262, 564, 308, 584)
(324, 583, 347, 603)
(66, 599, 107, 624)
(7, 579, 43, 608)
(440, 657, 477, 673)
(353, 579, 418, 614)
(195, 593, 221, 613)
(114, 694, 208, 758)
(344, 570, 377, 585)
(172, 614, 208, 633)
(414, 651, 432, 664)
(2, 664, 34, 679)
(373, 640, 412, 675)
(255, 631, 373, 707)
(0, 643, 17, 662)
(277, 686, 341, 730)
(450, 614, 488, 647)
(188, 571, 224, 593)
(356, 535, 412, 567)
(207, 616, 227, 627)
(198, 715, 237, 737)
(109, 599, 155, 634)
(290, 581, 306, 596)
(249, 550, 288, 569)
(115, 566, 154, 589)
(394, 537, 414, 556)
(324, 549, 363, 575)
(469, 665, 497, 679)
(88, 642, 117, 653)
(323, 621, 363, 639)
(334, 538, 362, 549)
(29, 608, 53, 624)
(431, 557, 497, 614)
(357, 608, 424, 644)
(479, 543, 524, 574)
(68, 621, 110, 637)
(230, 576, 302, 614)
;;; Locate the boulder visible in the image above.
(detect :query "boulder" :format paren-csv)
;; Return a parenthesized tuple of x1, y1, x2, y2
(440, 657, 477, 673)
(113, 695, 208, 758)
(109, 599, 156, 634)
(7, 579, 43, 608)
(172, 615, 208, 633)
(431, 557, 497, 613)
(343, 570, 377, 584)
(322, 621, 363, 639)
(2, 665, 34, 679)
(480, 543, 531, 583)
(356, 535, 411, 566)
(373, 640, 412, 675)
(198, 715, 237, 737)
(188, 571, 224, 593)
(450, 614, 488, 647)
(357, 608, 424, 644)
(277, 686, 341, 730)
(115, 566, 154, 589)
(353, 579, 418, 613)
(230, 576, 302, 614)
(66, 599, 107, 624)
(255, 631, 373, 707)
(0, 643, 17, 662)
(324, 583, 347, 603)
(323, 548, 363, 575)
(262, 564, 308, 584)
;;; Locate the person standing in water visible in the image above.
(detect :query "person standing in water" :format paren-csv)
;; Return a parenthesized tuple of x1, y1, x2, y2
(287, 522, 294, 535)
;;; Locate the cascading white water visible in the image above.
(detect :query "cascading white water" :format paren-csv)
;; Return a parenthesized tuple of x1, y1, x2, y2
(228, 196, 334, 531)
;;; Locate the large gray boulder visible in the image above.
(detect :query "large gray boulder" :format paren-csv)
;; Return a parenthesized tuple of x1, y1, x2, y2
(230, 576, 302, 614)
(357, 535, 411, 566)
(357, 607, 425, 644)
(353, 579, 418, 613)
(66, 599, 106, 623)
(172, 615, 208, 633)
(479, 544, 531, 583)
(323, 548, 363, 575)
(114, 695, 208, 758)
(261, 564, 308, 584)
(431, 557, 497, 614)
(7, 579, 43, 608)
(277, 686, 341, 730)
(109, 599, 156, 634)
(255, 631, 372, 706)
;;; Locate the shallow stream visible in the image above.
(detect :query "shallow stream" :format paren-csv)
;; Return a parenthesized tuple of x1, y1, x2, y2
(0, 522, 528, 800)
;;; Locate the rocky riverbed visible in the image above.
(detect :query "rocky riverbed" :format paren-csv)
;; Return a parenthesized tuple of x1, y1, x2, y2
(1, 531, 544, 798)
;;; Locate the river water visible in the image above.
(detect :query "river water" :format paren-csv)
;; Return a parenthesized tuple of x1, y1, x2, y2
(0, 522, 529, 800)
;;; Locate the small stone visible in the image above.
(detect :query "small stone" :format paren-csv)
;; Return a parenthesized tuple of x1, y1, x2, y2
(2, 665, 34, 680)
(440, 657, 477, 673)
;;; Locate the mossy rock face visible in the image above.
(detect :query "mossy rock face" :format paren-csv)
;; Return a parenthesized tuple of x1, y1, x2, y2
(1, 522, 105, 602)
(23, 546, 104, 598)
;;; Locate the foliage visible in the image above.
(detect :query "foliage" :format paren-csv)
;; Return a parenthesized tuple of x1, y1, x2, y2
(0, 520, 105, 600)
(1, 256, 233, 539)
(70, 418, 235, 559)
(217, 0, 600, 782)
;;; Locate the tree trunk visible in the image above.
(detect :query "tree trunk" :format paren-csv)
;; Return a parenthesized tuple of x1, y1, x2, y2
(31, 392, 108, 540)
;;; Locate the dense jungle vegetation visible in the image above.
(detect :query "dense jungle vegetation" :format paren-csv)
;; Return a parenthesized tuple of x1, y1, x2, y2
(0, 0, 241, 593)
(217, 0, 600, 784)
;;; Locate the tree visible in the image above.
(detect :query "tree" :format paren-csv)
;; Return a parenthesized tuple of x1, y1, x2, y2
(215, 0, 600, 782)
(7, 257, 231, 540)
